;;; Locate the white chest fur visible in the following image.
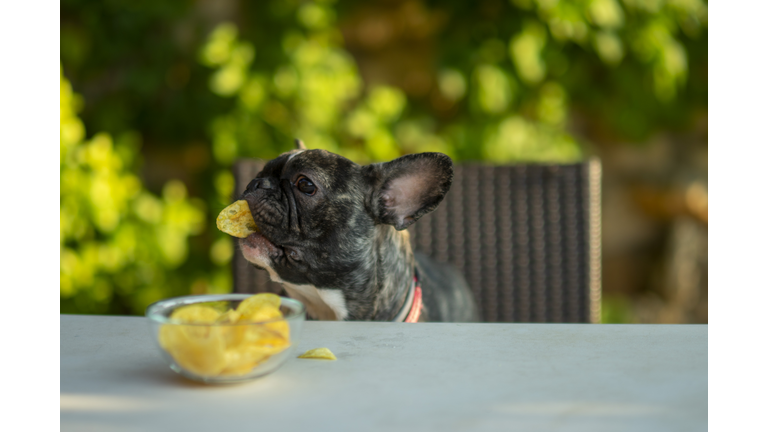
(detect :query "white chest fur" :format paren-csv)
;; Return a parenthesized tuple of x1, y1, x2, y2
(282, 283, 348, 321)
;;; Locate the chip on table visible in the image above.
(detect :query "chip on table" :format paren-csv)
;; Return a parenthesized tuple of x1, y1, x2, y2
(298, 347, 337, 360)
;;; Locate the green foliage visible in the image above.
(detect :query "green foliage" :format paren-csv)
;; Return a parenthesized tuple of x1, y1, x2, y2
(197, 0, 706, 168)
(432, 0, 707, 144)
(60, 0, 707, 315)
(60, 68, 210, 314)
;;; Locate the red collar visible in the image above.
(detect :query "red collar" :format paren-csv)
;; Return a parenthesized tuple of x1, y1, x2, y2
(404, 274, 423, 323)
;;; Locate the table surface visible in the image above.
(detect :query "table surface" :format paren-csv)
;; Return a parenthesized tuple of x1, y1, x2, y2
(60, 315, 707, 432)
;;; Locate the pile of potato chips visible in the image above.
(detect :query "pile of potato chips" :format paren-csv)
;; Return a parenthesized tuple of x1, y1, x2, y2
(158, 293, 290, 377)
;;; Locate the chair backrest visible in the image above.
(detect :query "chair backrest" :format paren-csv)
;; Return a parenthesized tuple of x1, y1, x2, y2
(231, 158, 602, 323)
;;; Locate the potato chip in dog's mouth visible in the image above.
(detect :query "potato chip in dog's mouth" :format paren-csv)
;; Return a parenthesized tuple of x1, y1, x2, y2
(217, 200, 258, 238)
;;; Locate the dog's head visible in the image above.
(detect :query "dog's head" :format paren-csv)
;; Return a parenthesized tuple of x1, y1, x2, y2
(237, 140, 453, 320)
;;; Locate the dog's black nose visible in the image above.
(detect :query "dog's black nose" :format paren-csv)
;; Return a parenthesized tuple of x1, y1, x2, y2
(246, 178, 277, 192)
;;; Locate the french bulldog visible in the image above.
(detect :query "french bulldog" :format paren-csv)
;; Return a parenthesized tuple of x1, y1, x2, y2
(237, 139, 479, 322)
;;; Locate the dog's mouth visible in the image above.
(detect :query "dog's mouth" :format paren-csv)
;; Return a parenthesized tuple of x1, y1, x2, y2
(239, 230, 284, 265)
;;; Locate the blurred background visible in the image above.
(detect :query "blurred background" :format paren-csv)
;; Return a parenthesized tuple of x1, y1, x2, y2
(60, 0, 707, 323)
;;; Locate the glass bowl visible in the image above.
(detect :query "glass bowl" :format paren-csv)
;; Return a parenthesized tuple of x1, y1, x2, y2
(146, 294, 305, 384)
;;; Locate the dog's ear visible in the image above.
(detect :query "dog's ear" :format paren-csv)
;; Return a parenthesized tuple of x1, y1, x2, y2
(364, 153, 453, 230)
(295, 139, 307, 150)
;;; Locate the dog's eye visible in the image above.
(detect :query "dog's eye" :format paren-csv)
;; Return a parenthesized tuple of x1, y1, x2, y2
(296, 176, 317, 196)
(285, 248, 301, 261)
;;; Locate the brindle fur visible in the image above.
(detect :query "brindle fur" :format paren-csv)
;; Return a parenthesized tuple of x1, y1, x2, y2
(238, 146, 479, 322)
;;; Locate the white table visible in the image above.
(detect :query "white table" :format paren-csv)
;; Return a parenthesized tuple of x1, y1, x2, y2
(60, 315, 707, 432)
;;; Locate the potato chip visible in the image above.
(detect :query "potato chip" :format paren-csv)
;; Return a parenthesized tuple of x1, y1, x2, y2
(215, 309, 242, 324)
(216, 311, 247, 348)
(298, 347, 337, 360)
(243, 326, 290, 351)
(236, 293, 282, 318)
(246, 305, 283, 322)
(159, 323, 228, 376)
(237, 295, 290, 345)
(220, 345, 270, 375)
(216, 200, 258, 238)
(247, 307, 290, 341)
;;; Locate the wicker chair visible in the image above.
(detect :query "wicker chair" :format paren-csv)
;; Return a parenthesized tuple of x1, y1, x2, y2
(231, 158, 602, 323)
